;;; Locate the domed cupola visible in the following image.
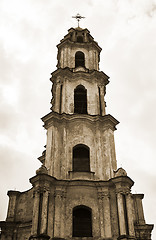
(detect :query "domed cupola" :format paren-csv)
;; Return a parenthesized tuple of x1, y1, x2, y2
(57, 27, 102, 71)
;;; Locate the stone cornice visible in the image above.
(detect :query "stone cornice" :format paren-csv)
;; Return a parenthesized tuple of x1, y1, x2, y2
(29, 174, 56, 188)
(111, 176, 134, 194)
(41, 112, 119, 130)
(132, 194, 144, 199)
(57, 36, 102, 52)
(50, 68, 109, 85)
(7, 190, 21, 197)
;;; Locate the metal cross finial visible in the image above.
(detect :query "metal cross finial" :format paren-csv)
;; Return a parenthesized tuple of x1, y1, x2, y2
(72, 13, 85, 27)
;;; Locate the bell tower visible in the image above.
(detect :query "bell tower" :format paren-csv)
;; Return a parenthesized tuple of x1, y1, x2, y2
(43, 26, 118, 182)
(0, 25, 154, 240)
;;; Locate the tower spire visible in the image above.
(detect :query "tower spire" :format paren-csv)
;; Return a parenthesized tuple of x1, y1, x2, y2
(72, 13, 85, 27)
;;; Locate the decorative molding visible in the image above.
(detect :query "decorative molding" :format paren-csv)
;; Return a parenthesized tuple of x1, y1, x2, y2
(98, 191, 110, 200)
(41, 112, 119, 131)
(50, 67, 109, 85)
(115, 188, 130, 195)
(54, 189, 67, 199)
(33, 186, 50, 196)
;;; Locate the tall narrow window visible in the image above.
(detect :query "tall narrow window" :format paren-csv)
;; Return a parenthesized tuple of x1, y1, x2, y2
(75, 51, 85, 68)
(73, 206, 92, 237)
(73, 144, 90, 172)
(74, 85, 87, 114)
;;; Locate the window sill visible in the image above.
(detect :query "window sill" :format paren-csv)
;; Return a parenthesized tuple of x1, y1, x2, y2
(68, 171, 95, 180)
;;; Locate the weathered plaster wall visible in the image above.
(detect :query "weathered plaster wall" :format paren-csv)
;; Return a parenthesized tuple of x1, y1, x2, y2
(45, 117, 117, 181)
(53, 75, 104, 115)
(15, 189, 33, 222)
(59, 45, 99, 70)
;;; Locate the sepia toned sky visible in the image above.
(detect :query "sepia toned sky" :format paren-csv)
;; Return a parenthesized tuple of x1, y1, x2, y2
(0, 0, 156, 238)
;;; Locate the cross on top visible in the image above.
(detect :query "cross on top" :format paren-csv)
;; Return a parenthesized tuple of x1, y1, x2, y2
(72, 13, 85, 27)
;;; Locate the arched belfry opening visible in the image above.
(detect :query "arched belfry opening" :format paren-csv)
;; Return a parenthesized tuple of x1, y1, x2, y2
(77, 36, 83, 43)
(73, 144, 90, 172)
(72, 205, 92, 237)
(74, 85, 87, 114)
(75, 51, 85, 68)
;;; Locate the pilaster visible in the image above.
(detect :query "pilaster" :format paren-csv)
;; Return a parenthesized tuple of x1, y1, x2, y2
(99, 84, 106, 116)
(40, 188, 50, 234)
(7, 191, 20, 221)
(54, 189, 63, 238)
(126, 194, 135, 238)
(97, 192, 105, 238)
(116, 191, 127, 237)
(133, 194, 145, 225)
(112, 176, 134, 240)
(102, 191, 112, 238)
(55, 79, 61, 113)
(31, 189, 40, 235)
(60, 190, 67, 238)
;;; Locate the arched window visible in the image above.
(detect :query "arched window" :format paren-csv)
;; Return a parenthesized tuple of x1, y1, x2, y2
(73, 144, 90, 172)
(75, 51, 85, 68)
(73, 206, 92, 237)
(74, 85, 87, 114)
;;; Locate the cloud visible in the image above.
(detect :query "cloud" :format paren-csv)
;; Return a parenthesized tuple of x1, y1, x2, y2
(0, 0, 155, 238)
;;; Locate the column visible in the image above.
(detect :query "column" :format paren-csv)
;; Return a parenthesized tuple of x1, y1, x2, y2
(102, 193, 112, 238)
(47, 190, 55, 237)
(7, 191, 20, 221)
(134, 194, 145, 224)
(98, 192, 105, 238)
(60, 191, 66, 238)
(61, 80, 66, 113)
(116, 192, 127, 236)
(55, 81, 61, 113)
(126, 194, 135, 237)
(54, 190, 62, 237)
(99, 85, 105, 116)
(31, 190, 40, 235)
(40, 189, 49, 234)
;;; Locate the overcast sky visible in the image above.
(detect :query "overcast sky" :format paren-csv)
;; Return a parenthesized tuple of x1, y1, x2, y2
(0, 0, 156, 238)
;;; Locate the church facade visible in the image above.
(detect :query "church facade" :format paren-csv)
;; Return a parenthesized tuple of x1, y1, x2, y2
(0, 26, 153, 240)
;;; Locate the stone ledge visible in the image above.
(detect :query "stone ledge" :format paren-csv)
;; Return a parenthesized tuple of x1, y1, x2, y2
(42, 112, 119, 131)
(29, 234, 50, 240)
(68, 171, 95, 180)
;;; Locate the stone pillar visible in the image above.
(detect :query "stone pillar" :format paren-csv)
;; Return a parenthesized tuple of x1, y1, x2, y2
(60, 191, 66, 238)
(61, 81, 65, 113)
(40, 189, 49, 234)
(7, 191, 20, 221)
(64, 48, 67, 67)
(126, 194, 135, 238)
(99, 85, 105, 116)
(102, 192, 112, 238)
(134, 194, 145, 225)
(55, 81, 61, 113)
(116, 192, 127, 237)
(31, 190, 40, 235)
(84, 32, 87, 42)
(98, 192, 105, 238)
(54, 190, 62, 237)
